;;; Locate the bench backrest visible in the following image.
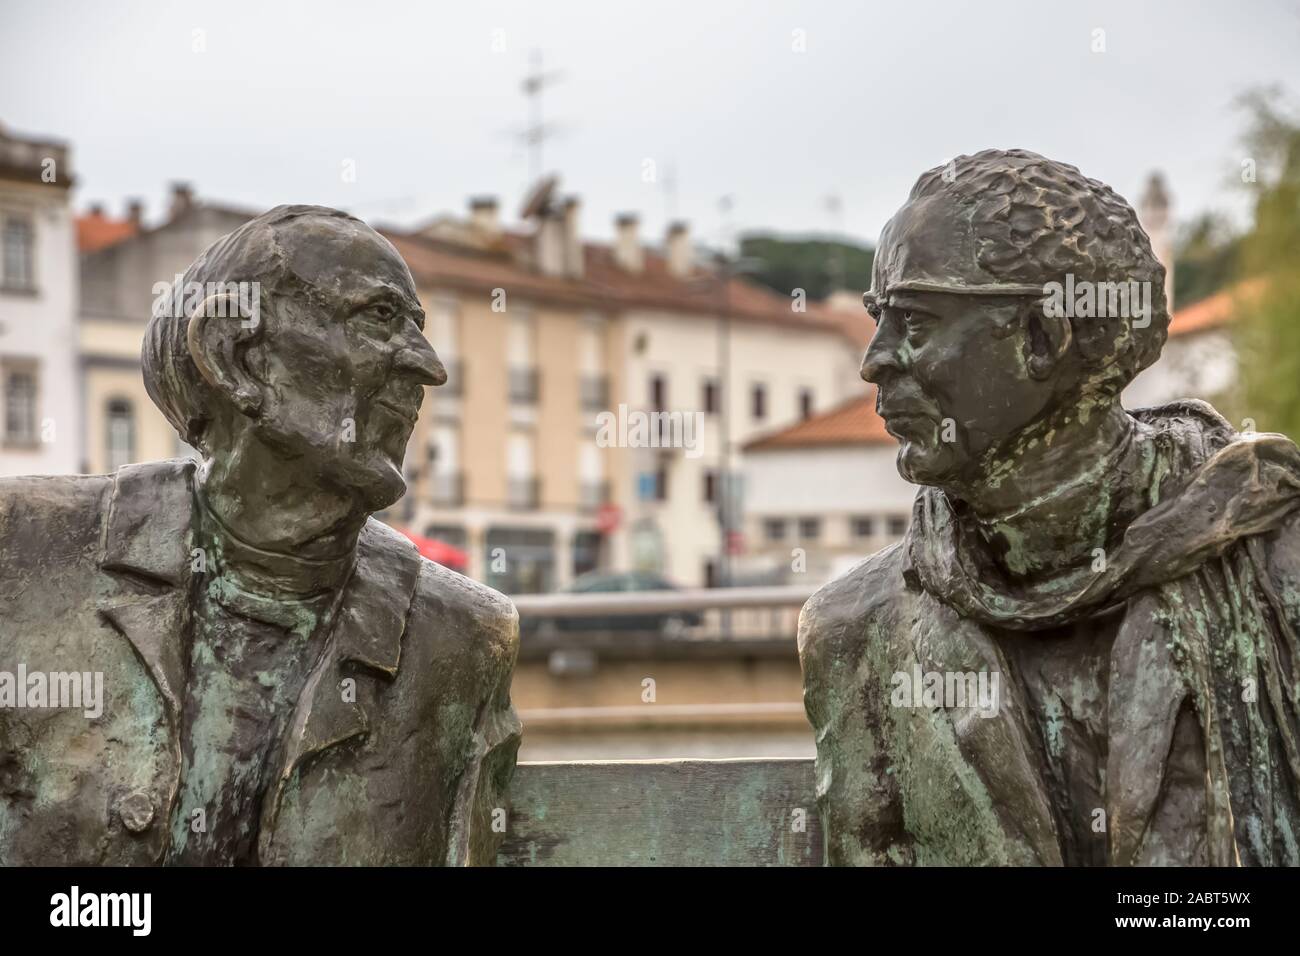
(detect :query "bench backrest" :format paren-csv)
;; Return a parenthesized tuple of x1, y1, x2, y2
(498, 758, 823, 866)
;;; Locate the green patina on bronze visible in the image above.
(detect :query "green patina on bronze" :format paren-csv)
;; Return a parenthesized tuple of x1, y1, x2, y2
(0, 207, 521, 865)
(801, 149, 1300, 866)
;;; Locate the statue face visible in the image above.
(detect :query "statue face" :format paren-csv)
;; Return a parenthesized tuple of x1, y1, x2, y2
(861, 290, 1058, 489)
(247, 220, 444, 512)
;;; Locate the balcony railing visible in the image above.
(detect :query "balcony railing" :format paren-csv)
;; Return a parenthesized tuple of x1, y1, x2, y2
(579, 374, 609, 411)
(509, 367, 539, 404)
(508, 475, 541, 510)
(429, 470, 464, 508)
(579, 479, 610, 513)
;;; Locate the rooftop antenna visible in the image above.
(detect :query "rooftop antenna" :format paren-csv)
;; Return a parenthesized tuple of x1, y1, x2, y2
(521, 50, 564, 181)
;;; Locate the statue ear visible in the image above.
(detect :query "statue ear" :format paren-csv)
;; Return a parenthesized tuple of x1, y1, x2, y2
(1023, 302, 1072, 381)
(186, 291, 265, 417)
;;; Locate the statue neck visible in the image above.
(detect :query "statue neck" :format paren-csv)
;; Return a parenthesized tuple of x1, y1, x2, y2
(955, 403, 1145, 579)
(196, 435, 368, 586)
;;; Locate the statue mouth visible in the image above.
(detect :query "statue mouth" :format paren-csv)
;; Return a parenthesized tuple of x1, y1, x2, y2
(880, 409, 933, 440)
(374, 398, 418, 426)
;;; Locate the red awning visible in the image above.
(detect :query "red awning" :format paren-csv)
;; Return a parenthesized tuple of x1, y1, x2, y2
(396, 528, 469, 571)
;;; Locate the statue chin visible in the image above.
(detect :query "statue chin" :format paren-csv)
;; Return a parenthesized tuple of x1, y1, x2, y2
(895, 441, 958, 489)
(355, 459, 407, 515)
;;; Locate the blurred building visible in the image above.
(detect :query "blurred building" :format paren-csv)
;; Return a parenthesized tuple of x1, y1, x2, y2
(1125, 279, 1251, 409)
(0, 123, 79, 476)
(78, 184, 250, 473)
(387, 180, 865, 592)
(740, 389, 913, 586)
(70, 180, 864, 593)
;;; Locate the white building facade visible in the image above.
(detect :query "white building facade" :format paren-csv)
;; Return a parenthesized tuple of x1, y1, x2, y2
(0, 123, 80, 476)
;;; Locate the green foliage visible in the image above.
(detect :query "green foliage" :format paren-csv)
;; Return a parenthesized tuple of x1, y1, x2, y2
(738, 233, 875, 301)
(1231, 88, 1300, 439)
(1174, 212, 1241, 307)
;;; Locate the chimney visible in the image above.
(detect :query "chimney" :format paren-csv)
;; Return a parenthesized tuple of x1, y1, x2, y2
(88, 202, 105, 217)
(562, 197, 583, 279)
(614, 213, 643, 273)
(169, 182, 195, 220)
(666, 221, 691, 279)
(537, 212, 566, 277)
(469, 196, 499, 237)
(1138, 172, 1174, 312)
(126, 198, 144, 227)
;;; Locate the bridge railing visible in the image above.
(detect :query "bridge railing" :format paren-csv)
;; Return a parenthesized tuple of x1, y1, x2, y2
(501, 588, 823, 865)
(511, 584, 816, 646)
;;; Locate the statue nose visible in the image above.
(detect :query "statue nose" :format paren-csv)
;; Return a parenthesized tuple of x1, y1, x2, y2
(394, 341, 446, 387)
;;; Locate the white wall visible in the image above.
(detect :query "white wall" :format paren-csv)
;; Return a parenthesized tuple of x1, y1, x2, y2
(617, 308, 862, 586)
(1124, 330, 1237, 410)
(0, 180, 79, 475)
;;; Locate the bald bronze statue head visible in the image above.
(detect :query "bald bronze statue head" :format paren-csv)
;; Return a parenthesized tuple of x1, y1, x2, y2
(143, 205, 447, 518)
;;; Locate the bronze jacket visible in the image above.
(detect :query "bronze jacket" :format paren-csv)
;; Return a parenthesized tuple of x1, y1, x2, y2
(800, 403, 1300, 866)
(0, 458, 521, 865)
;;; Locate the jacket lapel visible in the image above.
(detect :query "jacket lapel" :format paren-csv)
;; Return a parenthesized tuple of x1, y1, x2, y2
(912, 590, 1063, 865)
(98, 458, 198, 856)
(259, 519, 421, 850)
(99, 458, 198, 724)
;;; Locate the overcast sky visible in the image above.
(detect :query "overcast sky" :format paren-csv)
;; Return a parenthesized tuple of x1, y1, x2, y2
(3, 0, 1299, 249)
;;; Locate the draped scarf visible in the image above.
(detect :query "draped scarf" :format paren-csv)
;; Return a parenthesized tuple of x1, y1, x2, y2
(907, 401, 1300, 865)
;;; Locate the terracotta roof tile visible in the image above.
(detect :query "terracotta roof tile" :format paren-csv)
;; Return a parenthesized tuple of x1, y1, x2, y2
(1167, 277, 1266, 338)
(77, 211, 137, 253)
(745, 391, 894, 451)
(385, 229, 857, 339)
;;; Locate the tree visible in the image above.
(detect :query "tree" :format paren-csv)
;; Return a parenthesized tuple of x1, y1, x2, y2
(1231, 88, 1300, 439)
(737, 233, 875, 301)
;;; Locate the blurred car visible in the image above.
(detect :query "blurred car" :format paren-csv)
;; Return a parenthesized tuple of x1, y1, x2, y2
(529, 571, 703, 636)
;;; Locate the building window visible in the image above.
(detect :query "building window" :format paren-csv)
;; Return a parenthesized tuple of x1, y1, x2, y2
(764, 518, 786, 542)
(852, 516, 875, 538)
(655, 465, 669, 502)
(3, 368, 37, 445)
(2, 218, 35, 291)
(508, 367, 539, 404)
(799, 517, 821, 540)
(485, 527, 555, 595)
(573, 530, 603, 579)
(751, 383, 767, 421)
(650, 374, 667, 412)
(703, 470, 718, 504)
(423, 524, 467, 548)
(799, 388, 814, 420)
(702, 378, 719, 415)
(887, 515, 909, 536)
(106, 398, 135, 471)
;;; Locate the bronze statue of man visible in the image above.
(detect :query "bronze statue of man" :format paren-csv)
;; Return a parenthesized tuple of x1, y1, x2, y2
(0, 205, 520, 865)
(800, 150, 1300, 866)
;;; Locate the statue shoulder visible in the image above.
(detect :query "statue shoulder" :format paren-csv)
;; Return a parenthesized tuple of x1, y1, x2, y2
(798, 541, 910, 666)
(407, 558, 519, 678)
(0, 472, 114, 540)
